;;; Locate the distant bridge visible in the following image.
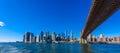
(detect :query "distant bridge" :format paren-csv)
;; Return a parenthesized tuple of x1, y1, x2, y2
(80, 0, 120, 43)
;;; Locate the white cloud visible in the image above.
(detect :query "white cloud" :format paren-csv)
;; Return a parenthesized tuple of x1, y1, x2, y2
(0, 21, 5, 27)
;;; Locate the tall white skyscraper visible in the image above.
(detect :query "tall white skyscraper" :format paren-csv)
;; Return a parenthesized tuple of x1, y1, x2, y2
(52, 32, 56, 41)
(70, 30, 73, 41)
(64, 31, 67, 39)
(36, 35, 40, 43)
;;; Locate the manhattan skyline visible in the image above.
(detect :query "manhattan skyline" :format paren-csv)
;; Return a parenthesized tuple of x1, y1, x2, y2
(0, 0, 120, 42)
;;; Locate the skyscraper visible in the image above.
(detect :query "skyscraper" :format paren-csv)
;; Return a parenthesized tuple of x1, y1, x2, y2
(45, 32, 52, 43)
(61, 32, 65, 41)
(31, 33, 35, 43)
(23, 32, 31, 43)
(64, 31, 67, 40)
(43, 35, 46, 42)
(52, 32, 56, 41)
(70, 30, 73, 41)
(56, 34, 61, 41)
(46, 32, 49, 39)
(87, 34, 92, 42)
(40, 31, 44, 42)
(36, 35, 40, 43)
(67, 35, 70, 41)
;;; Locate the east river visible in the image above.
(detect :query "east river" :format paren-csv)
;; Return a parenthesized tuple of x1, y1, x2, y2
(0, 42, 120, 53)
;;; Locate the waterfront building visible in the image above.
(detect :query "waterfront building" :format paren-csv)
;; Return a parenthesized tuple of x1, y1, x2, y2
(97, 38, 107, 42)
(113, 37, 120, 42)
(62, 32, 65, 39)
(106, 38, 112, 42)
(67, 35, 70, 41)
(43, 35, 46, 42)
(45, 32, 52, 43)
(87, 34, 92, 42)
(35, 36, 37, 42)
(73, 38, 78, 41)
(56, 34, 61, 41)
(36, 35, 40, 43)
(87, 34, 96, 42)
(100, 34, 104, 38)
(23, 35, 25, 42)
(64, 31, 67, 40)
(45, 32, 50, 41)
(70, 30, 73, 41)
(52, 32, 56, 41)
(116, 37, 120, 42)
(40, 31, 44, 42)
(104, 38, 107, 42)
(60, 32, 65, 41)
(31, 33, 35, 43)
(91, 35, 96, 42)
(98, 34, 107, 42)
(46, 32, 49, 38)
(23, 32, 31, 43)
(23, 32, 35, 43)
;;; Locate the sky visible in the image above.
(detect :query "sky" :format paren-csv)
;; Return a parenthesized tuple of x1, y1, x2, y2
(0, 0, 120, 42)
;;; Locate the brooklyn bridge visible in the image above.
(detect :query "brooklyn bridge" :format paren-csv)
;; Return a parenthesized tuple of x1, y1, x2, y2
(80, 0, 120, 44)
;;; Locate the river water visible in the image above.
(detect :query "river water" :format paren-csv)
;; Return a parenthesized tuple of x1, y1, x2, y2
(0, 42, 120, 53)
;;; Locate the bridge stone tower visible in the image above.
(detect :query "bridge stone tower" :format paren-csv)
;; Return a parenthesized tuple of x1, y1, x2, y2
(80, 31, 88, 44)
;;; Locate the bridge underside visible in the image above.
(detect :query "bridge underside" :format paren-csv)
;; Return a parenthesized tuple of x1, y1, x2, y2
(81, 0, 120, 39)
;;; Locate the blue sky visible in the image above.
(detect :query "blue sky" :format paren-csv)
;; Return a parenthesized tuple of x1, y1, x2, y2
(0, 0, 120, 42)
